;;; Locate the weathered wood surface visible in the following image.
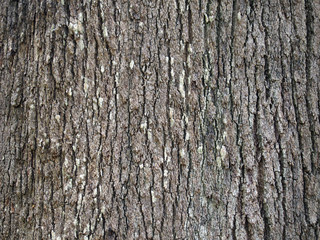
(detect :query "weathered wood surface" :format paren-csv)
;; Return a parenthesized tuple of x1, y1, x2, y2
(0, 0, 319, 239)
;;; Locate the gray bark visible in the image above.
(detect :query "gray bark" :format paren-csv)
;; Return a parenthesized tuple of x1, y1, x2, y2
(0, 0, 319, 239)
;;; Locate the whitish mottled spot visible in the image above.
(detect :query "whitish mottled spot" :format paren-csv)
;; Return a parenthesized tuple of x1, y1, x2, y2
(200, 226, 207, 239)
(169, 107, 174, 118)
(103, 26, 108, 38)
(84, 78, 89, 93)
(217, 157, 222, 168)
(68, 88, 72, 96)
(139, 164, 144, 169)
(184, 114, 189, 124)
(55, 115, 60, 122)
(179, 72, 186, 99)
(130, 60, 134, 69)
(64, 158, 69, 167)
(180, 40, 185, 51)
(115, 72, 119, 85)
(93, 101, 98, 112)
(140, 121, 147, 132)
(204, 68, 209, 83)
(78, 13, 83, 22)
(151, 190, 156, 203)
(79, 172, 86, 181)
(171, 69, 175, 78)
(220, 145, 227, 160)
(169, 107, 175, 125)
(188, 208, 194, 218)
(187, 55, 191, 67)
(204, 13, 209, 23)
(197, 146, 203, 154)
(101, 205, 106, 214)
(98, 97, 104, 107)
(65, 179, 73, 190)
(185, 131, 190, 141)
(179, 148, 185, 158)
(147, 129, 152, 140)
(164, 148, 172, 163)
(51, 231, 61, 240)
(237, 12, 242, 21)
(164, 179, 169, 190)
(223, 117, 227, 125)
(68, 21, 83, 36)
(100, 65, 105, 73)
(223, 131, 227, 140)
(78, 39, 84, 51)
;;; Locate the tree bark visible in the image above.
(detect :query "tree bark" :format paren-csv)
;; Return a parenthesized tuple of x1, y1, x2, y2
(1, 0, 319, 239)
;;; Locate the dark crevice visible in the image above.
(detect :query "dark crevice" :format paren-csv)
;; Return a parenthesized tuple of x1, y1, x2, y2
(261, 7, 271, 100)
(245, 215, 253, 240)
(232, 214, 237, 240)
(304, 0, 317, 175)
(215, 0, 222, 80)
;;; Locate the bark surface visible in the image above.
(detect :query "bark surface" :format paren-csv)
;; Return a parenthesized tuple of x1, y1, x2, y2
(0, 0, 319, 239)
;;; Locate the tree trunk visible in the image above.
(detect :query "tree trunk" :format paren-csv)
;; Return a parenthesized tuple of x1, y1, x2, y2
(1, 0, 319, 239)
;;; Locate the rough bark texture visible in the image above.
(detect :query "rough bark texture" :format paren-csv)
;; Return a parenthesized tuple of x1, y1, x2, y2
(0, 0, 319, 239)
